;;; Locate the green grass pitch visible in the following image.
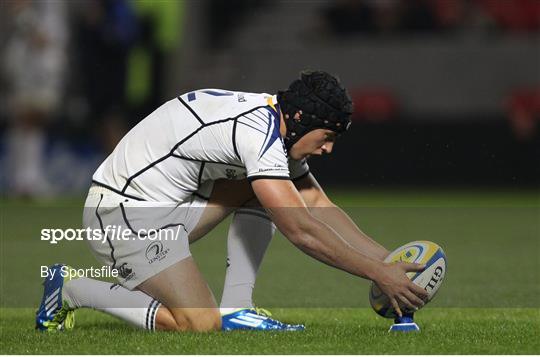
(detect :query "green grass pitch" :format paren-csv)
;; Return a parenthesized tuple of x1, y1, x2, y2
(1, 189, 539, 354)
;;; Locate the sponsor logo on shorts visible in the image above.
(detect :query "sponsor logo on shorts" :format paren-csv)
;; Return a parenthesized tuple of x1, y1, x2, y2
(145, 241, 170, 264)
(117, 262, 135, 281)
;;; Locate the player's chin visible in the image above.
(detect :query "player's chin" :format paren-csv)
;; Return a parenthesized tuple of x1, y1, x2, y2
(291, 150, 317, 160)
(289, 151, 307, 160)
(300, 153, 315, 160)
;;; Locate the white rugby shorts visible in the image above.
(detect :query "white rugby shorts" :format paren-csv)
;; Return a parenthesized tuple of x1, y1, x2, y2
(82, 184, 209, 289)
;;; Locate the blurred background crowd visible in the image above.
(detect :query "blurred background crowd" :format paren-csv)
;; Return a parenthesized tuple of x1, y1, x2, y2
(0, 0, 538, 197)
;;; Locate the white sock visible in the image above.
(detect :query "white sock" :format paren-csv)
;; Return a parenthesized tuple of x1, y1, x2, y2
(63, 277, 160, 331)
(220, 208, 275, 313)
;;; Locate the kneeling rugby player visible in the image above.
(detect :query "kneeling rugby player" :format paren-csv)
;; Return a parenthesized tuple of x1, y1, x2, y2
(36, 71, 427, 332)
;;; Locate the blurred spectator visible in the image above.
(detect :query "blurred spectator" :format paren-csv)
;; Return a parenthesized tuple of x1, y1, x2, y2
(322, 0, 375, 35)
(507, 88, 540, 142)
(73, 0, 138, 154)
(351, 89, 400, 123)
(2, 0, 68, 197)
(205, 0, 266, 48)
(75, 0, 137, 153)
(400, 0, 439, 32)
(322, 0, 439, 36)
(126, 0, 184, 122)
(475, 0, 540, 33)
(322, 0, 540, 36)
(430, 0, 465, 30)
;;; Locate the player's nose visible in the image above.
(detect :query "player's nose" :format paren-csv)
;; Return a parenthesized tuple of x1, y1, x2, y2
(322, 142, 334, 154)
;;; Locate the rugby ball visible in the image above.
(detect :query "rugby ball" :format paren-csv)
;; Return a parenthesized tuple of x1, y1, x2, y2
(369, 240, 447, 318)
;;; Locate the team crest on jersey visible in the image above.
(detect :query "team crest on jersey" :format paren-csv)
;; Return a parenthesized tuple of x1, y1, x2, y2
(237, 93, 246, 102)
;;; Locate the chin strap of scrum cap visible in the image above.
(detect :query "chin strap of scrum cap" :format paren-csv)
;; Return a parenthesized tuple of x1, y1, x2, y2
(277, 71, 353, 151)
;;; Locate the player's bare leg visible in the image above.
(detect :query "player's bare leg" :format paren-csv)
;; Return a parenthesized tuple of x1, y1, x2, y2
(186, 179, 304, 330)
(137, 257, 221, 332)
(151, 179, 256, 331)
(150, 179, 302, 330)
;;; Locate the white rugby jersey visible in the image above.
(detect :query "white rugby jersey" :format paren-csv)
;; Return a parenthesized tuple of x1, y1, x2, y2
(92, 89, 310, 202)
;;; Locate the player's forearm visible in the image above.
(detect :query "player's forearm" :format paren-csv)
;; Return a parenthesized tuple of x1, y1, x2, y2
(288, 215, 383, 280)
(310, 204, 390, 261)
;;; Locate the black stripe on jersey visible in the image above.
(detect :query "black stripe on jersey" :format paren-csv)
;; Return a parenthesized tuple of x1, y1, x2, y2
(251, 108, 274, 123)
(122, 106, 268, 194)
(291, 170, 311, 182)
(242, 113, 267, 130)
(197, 162, 205, 187)
(92, 180, 145, 201)
(237, 121, 267, 135)
(95, 194, 117, 269)
(121, 122, 211, 193)
(177, 96, 204, 125)
(247, 175, 290, 182)
(170, 154, 244, 169)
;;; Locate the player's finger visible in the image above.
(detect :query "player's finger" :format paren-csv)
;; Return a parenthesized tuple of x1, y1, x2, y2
(409, 282, 429, 300)
(403, 263, 426, 273)
(397, 294, 416, 311)
(404, 290, 424, 308)
(390, 297, 402, 317)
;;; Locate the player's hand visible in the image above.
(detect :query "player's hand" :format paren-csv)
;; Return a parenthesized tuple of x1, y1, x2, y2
(372, 262, 429, 317)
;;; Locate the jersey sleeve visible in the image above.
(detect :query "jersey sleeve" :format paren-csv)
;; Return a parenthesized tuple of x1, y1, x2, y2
(235, 107, 290, 181)
(289, 158, 310, 181)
